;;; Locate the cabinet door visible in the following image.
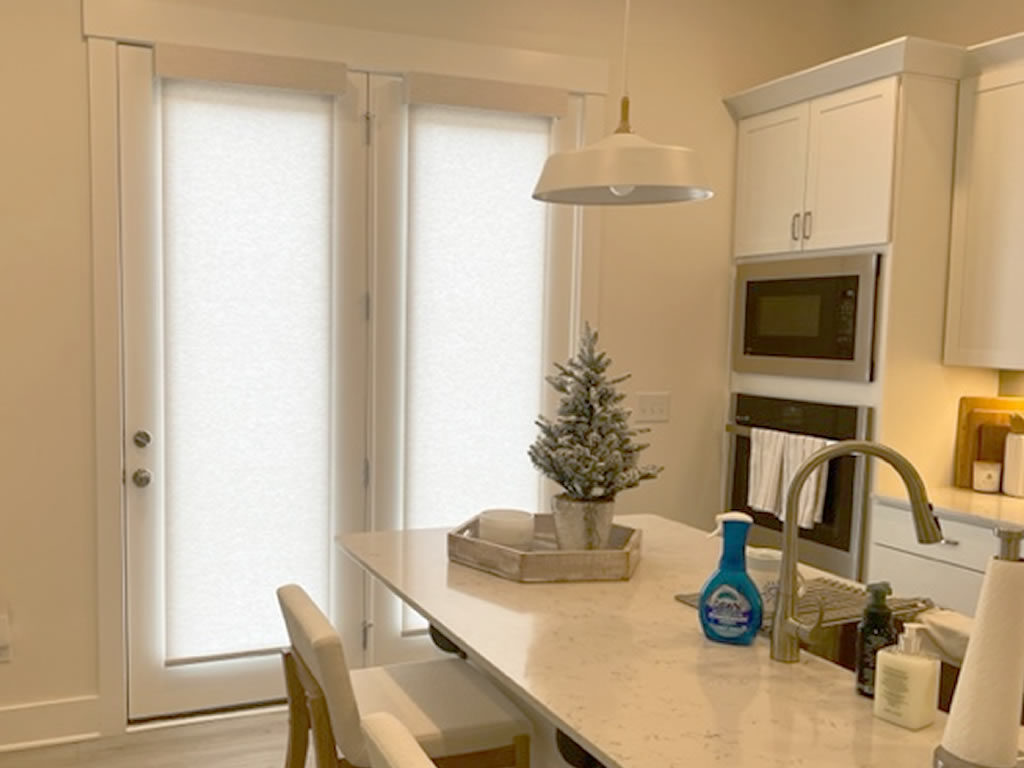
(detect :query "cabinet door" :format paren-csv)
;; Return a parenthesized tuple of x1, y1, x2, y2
(803, 77, 898, 251)
(867, 500, 992, 616)
(733, 102, 809, 257)
(867, 543, 984, 616)
(945, 74, 1024, 368)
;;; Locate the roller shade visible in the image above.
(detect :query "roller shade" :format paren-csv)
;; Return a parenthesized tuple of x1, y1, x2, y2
(404, 72, 568, 117)
(155, 44, 348, 94)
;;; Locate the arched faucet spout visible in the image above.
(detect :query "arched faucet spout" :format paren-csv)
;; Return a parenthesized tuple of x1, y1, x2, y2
(770, 440, 943, 663)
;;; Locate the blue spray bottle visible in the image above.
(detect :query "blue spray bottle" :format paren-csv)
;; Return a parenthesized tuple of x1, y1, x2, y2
(699, 511, 763, 646)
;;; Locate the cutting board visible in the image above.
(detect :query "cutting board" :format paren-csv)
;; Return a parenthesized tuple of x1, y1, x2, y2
(954, 396, 1024, 488)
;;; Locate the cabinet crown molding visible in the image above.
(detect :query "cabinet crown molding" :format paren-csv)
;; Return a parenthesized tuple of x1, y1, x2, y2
(724, 36, 966, 120)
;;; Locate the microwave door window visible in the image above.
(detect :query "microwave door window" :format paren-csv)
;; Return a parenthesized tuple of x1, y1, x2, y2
(744, 275, 859, 360)
(759, 294, 821, 337)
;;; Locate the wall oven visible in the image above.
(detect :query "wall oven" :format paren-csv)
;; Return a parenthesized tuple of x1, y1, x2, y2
(727, 393, 872, 579)
(733, 252, 881, 382)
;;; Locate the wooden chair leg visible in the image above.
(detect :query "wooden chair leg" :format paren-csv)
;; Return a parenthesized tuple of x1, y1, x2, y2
(514, 734, 530, 768)
(308, 689, 342, 768)
(282, 651, 311, 768)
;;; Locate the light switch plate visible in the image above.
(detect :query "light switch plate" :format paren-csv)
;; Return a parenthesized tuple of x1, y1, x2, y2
(636, 392, 670, 423)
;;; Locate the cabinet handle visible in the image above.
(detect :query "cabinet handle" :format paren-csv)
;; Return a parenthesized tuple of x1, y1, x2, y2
(802, 210, 813, 239)
(791, 213, 801, 241)
(940, 538, 960, 547)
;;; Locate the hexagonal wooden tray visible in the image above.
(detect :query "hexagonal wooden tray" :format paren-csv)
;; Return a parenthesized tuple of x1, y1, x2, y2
(447, 513, 641, 582)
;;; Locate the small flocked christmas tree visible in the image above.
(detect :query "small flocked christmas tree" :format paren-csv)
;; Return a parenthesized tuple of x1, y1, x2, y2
(528, 323, 662, 500)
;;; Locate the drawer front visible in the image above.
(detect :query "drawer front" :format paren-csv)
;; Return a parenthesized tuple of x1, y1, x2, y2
(867, 543, 985, 616)
(871, 501, 996, 572)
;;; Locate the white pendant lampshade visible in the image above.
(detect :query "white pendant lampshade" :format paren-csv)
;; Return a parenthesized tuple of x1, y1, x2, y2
(533, 98, 713, 205)
(532, 2, 713, 206)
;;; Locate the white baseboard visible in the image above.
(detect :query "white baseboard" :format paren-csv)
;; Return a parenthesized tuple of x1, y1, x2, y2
(0, 695, 100, 752)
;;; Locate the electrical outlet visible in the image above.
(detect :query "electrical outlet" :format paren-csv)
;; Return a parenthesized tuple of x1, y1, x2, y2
(0, 613, 10, 663)
(636, 392, 670, 423)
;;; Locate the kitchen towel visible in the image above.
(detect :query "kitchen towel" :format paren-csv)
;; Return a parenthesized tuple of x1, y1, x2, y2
(939, 557, 1024, 768)
(747, 427, 785, 515)
(780, 434, 833, 529)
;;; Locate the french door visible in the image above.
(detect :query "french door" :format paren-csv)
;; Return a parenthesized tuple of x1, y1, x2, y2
(117, 43, 589, 717)
(120, 44, 368, 719)
(366, 75, 583, 664)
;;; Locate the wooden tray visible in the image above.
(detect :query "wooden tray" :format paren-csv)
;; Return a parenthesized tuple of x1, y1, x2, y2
(447, 514, 641, 582)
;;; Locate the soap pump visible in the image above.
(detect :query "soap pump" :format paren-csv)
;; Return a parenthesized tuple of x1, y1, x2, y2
(874, 623, 940, 730)
(855, 581, 898, 698)
(698, 511, 763, 646)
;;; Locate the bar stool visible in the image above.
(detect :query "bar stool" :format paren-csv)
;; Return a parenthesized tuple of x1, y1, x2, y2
(276, 583, 531, 768)
(363, 712, 437, 768)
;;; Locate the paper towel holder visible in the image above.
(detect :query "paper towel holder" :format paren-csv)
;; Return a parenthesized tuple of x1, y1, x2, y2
(934, 527, 1024, 768)
(933, 746, 1023, 768)
(995, 527, 1023, 561)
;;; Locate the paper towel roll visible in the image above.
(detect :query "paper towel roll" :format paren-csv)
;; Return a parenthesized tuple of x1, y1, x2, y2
(940, 558, 1024, 768)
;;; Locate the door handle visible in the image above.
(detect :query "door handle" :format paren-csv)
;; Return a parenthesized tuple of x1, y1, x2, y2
(802, 210, 813, 239)
(132, 469, 153, 488)
(791, 213, 801, 241)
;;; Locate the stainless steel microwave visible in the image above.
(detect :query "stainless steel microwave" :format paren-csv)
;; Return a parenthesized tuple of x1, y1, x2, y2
(732, 252, 880, 382)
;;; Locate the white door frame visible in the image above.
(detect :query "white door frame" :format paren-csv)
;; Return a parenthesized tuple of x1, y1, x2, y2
(86, 3, 605, 734)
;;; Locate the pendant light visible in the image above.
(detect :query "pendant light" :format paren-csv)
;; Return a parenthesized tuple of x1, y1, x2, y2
(532, 0, 713, 206)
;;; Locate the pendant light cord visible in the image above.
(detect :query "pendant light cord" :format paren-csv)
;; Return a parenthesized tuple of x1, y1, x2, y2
(615, 0, 633, 134)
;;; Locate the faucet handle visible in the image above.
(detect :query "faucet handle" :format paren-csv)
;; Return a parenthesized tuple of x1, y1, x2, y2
(790, 593, 825, 646)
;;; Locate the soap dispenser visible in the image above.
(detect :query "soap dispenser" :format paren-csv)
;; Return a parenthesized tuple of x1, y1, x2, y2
(698, 512, 763, 646)
(873, 623, 940, 730)
(855, 581, 898, 697)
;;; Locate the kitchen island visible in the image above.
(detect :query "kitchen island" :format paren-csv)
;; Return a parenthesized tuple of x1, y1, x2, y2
(340, 514, 1020, 768)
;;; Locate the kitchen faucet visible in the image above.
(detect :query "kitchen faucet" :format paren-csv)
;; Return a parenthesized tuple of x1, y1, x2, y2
(771, 440, 945, 663)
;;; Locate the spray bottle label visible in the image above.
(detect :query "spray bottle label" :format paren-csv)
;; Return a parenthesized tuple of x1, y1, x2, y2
(702, 585, 753, 638)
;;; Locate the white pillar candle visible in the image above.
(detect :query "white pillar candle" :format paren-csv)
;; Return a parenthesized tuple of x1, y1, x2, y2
(477, 509, 534, 549)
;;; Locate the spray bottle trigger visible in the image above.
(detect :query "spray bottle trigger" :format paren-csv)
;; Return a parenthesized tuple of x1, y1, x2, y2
(707, 511, 754, 538)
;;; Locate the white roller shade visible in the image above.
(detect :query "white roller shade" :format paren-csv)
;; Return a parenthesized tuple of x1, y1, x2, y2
(405, 72, 568, 117)
(155, 44, 348, 94)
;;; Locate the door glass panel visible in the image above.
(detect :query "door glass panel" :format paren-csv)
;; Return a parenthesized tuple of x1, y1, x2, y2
(161, 79, 332, 660)
(404, 104, 550, 533)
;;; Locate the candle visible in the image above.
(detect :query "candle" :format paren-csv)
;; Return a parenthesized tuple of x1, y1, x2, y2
(478, 509, 534, 549)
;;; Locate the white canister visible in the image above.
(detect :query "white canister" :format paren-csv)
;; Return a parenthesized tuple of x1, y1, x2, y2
(747, 547, 805, 609)
(972, 460, 1002, 494)
(477, 509, 535, 549)
(1003, 434, 1024, 497)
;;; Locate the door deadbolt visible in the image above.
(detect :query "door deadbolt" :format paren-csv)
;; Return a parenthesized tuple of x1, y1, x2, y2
(133, 430, 152, 448)
(132, 469, 152, 488)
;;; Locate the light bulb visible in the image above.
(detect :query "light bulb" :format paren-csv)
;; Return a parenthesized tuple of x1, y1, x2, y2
(609, 184, 635, 197)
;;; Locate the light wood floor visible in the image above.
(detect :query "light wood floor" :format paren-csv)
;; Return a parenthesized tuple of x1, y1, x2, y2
(0, 708, 305, 768)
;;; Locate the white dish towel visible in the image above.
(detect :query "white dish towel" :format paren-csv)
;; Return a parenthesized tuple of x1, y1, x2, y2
(780, 434, 833, 529)
(747, 427, 786, 515)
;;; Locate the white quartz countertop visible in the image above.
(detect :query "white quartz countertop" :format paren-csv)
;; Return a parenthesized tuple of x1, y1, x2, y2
(340, 514, 1020, 768)
(877, 485, 1024, 530)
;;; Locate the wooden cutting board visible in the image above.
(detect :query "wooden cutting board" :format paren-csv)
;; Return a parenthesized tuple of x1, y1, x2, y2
(954, 396, 1024, 488)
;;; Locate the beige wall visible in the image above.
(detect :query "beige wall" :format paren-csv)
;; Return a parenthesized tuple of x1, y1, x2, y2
(0, 0, 97, 712)
(847, 0, 1024, 48)
(4, 0, 1023, 747)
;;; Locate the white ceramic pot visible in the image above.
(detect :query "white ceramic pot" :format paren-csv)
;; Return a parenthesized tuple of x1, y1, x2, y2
(550, 494, 614, 550)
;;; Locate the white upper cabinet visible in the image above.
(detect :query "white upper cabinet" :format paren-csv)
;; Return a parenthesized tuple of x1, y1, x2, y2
(733, 77, 899, 258)
(733, 103, 809, 256)
(945, 66, 1024, 369)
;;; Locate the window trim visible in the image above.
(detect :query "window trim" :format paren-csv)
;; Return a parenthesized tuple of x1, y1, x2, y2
(82, 0, 608, 95)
